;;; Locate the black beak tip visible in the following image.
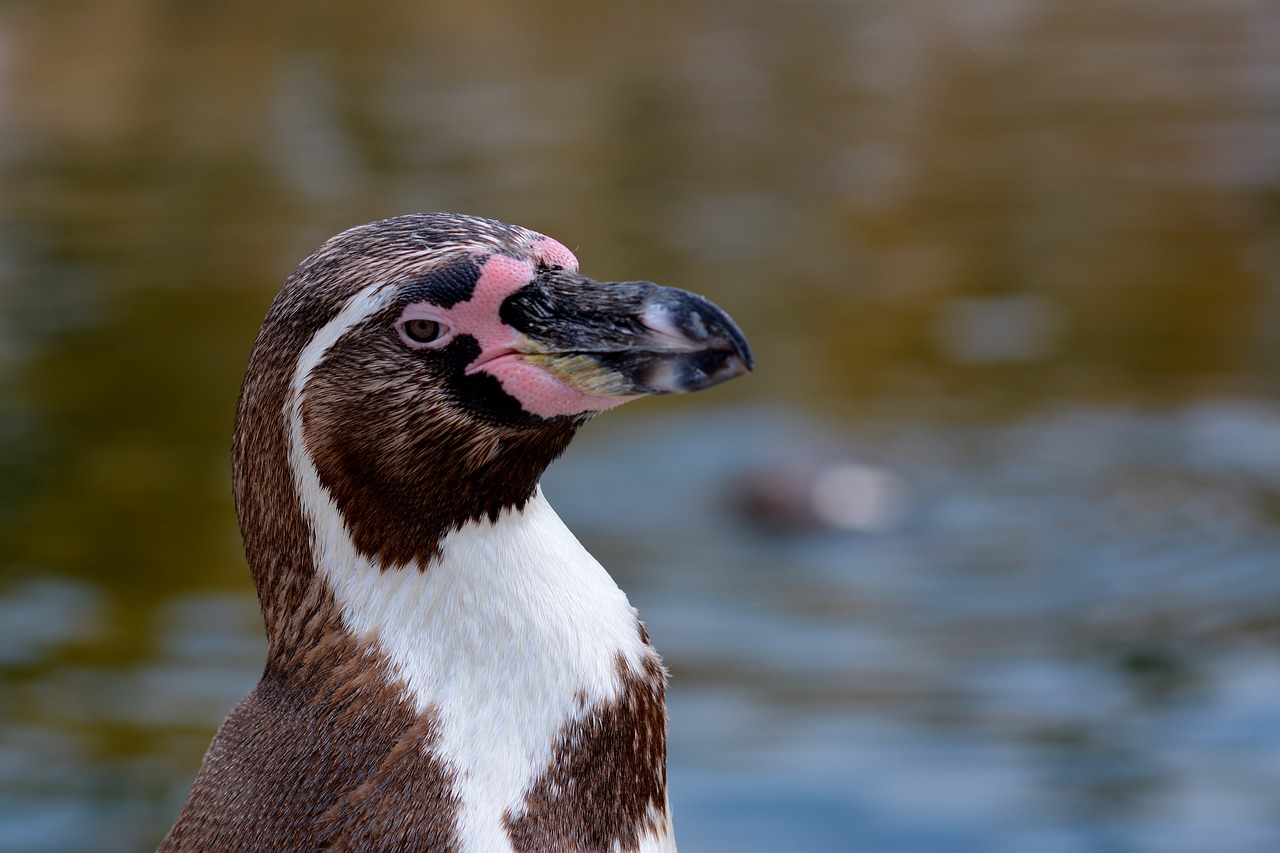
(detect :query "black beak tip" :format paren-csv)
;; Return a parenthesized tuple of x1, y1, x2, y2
(690, 292, 753, 376)
(710, 345, 753, 386)
(727, 323, 755, 374)
(660, 292, 754, 392)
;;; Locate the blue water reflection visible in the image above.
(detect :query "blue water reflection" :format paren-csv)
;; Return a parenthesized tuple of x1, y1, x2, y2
(548, 405, 1280, 851)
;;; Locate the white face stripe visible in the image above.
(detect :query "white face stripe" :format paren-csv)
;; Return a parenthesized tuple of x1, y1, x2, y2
(288, 280, 400, 428)
(284, 285, 668, 851)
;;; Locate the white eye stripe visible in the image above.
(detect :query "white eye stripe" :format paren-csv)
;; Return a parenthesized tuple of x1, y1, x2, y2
(292, 283, 398, 393)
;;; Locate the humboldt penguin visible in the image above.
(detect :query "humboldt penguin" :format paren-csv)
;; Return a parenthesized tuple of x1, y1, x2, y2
(159, 213, 752, 852)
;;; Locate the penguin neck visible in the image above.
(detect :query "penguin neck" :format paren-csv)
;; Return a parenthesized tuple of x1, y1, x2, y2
(309, 481, 657, 710)
(286, 432, 672, 852)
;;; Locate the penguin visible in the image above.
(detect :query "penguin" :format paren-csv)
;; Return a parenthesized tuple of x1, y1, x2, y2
(159, 213, 753, 852)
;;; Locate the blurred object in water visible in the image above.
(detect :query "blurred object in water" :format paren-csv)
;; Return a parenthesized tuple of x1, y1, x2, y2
(732, 454, 910, 534)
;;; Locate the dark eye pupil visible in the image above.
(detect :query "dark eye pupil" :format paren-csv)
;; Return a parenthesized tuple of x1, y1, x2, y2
(404, 318, 442, 343)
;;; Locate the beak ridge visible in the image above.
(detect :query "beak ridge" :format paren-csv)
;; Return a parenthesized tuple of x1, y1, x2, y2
(502, 270, 753, 398)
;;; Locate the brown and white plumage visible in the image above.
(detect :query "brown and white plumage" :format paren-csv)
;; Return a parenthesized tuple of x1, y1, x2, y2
(159, 213, 752, 852)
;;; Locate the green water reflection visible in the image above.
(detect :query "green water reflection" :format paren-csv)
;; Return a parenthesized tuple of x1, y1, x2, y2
(1, 1, 1277, 850)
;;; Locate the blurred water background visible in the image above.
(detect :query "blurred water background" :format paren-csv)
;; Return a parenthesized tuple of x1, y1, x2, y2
(1, 2, 1278, 851)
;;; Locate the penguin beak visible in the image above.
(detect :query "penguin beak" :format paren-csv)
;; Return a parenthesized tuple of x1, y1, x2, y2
(500, 269, 754, 398)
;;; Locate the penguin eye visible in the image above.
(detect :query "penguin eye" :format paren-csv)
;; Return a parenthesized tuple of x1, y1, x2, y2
(401, 318, 444, 345)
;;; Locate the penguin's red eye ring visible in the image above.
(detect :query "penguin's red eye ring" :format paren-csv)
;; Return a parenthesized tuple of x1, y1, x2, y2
(403, 318, 443, 344)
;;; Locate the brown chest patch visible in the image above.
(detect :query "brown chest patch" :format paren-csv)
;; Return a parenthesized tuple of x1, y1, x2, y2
(159, 599, 460, 853)
(505, 653, 669, 853)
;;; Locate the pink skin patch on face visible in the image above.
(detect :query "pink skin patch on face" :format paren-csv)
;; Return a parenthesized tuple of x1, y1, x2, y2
(532, 235, 578, 271)
(400, 236, 632, 420)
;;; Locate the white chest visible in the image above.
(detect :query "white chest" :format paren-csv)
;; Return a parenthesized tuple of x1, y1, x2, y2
(324, 491, 657, 850)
